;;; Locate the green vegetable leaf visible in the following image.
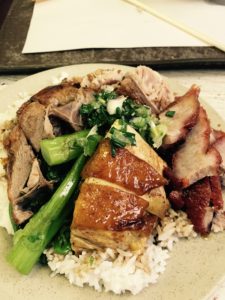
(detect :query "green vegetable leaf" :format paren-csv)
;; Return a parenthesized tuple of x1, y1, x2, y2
(165, 110, 176, 118)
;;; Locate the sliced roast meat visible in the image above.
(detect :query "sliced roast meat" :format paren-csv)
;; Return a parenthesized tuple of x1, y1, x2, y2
(118, 66, 174, 114)
(4, 125, 53, 224)
(183, 177, 213, 235)
(80, 69, 125, 91)
(169, 175, 223, 234)
(4, 125, 35, 202)
(16, 158, 54, 223)
(31, 82, 79, 107)
(172, 107, 221, 188)
(49, 88, 95, 131)
(17, 101, 54, 152)
(159, 85, 200, 147)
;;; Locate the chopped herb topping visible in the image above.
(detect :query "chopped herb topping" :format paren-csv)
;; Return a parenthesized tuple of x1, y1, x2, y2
(165, 110, 176, 118)
(109, 121, 136, 157)
(89, 255, 94, 266)
(80, 90, 167, 149)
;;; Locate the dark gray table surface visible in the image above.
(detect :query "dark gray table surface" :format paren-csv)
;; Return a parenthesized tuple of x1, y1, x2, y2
(1, 0, 225, 74)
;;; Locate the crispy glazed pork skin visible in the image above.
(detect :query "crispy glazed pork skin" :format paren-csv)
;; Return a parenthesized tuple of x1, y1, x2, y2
(117, 66, 174, 114)
(172, 107, 221, 188)
(82, 139, 167, 196)
(71, 180, 157, 252)
(159, 85, 200, 147)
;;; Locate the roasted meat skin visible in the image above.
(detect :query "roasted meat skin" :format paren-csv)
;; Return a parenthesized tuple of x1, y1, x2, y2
(82, 139, 167, 196)
(159, 85, 200, 147)
(71, 181, 157, 252)
(183, 177, 213, 235)
(74, 181, 150, 231)
(31, 83, 79, 107)
(172, 107, 221, 188)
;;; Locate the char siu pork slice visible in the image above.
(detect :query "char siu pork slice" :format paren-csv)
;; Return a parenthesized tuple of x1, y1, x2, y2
(169, 175, 223, 234)
(117, 66, 174, 114)
(31, 82, 79, 107)
(159, 85, 200, 147)
(49, 88, 95, 131)
(4, 126, 53, 224)
(80, 69, 125, 91)
(172, 107, 221, 188)
(17, 101, 54, 152)
(183, 177, 214, 235)
(71, 178, 157, 252)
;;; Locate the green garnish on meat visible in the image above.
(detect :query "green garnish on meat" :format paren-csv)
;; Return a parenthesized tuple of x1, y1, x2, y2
(165, 110, 176, 118)
(80, 90, 167, 149)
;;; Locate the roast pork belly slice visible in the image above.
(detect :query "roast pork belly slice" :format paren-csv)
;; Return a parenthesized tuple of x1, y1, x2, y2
(49, 88, 95, 131)
(17, 101, 54, 152)
(80, 69, 125, 91)
(71, 179, 157, 252)
(31, 82, 79, 107)
(159, 85, 200, 147)
(82, 139, 167, 196)
(172, 107, 221, 188)
(117, 66, 174, 114)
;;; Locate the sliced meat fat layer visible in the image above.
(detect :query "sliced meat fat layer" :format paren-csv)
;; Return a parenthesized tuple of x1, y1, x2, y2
(71, 179, 157, 252)
(17, 101, 54, 152)
(82, 139, 167, 196)
(172, 107, 221, 188)
(159, 85, 200, 147)
(118, 66, 174, 114)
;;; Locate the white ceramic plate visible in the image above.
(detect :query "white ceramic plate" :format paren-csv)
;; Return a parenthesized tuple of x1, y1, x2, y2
(0, 64, 225, 300)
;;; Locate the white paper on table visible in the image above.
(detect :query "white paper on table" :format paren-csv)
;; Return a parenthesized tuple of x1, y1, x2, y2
(23, 0, 208, 53)
(144, 0, 225, 48)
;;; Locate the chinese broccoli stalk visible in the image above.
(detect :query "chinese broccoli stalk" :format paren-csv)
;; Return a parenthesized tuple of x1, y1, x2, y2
(40, 129, 89, 166)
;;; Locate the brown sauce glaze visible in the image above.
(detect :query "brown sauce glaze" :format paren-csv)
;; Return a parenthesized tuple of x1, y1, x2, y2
(82, 139, 167, 195)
